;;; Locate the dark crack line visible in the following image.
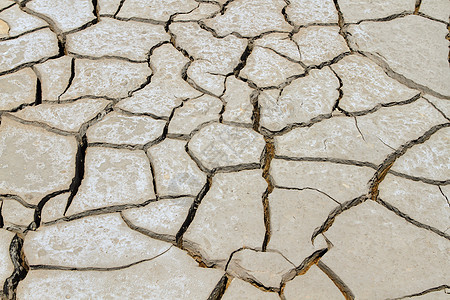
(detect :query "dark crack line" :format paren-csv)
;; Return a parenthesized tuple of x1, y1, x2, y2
(353, 116, 365, 141)
(121, 212, 217, 268)
(233, 40, 254, 77)
(261, 136, 275, 251)
(28, 189, 69, 231)
(175, 175, 213, 247)
(57, 57, 74, 102)
(44, 197, 161, 227)
(0, 195, 36, 210)
(387, 284, 450, 300)
(368, 122, 450, 200)
(0, 200, 4, 228)
(207, 274, 230, 300)
(30, 246, 172, 272)
(2, 234, 29, 300)
(281, 248, 329, 285)
(274, 155, 450, 186)
(0, 53, 63, 77)
(63, 134, 87, 215)
(438, 186, 450, 207)
(3, 113, 74, 136)
(317, 261, 355, 300)
(91, 0, 99, 22)
(0, 26, 49, 42)
(330, 67, 343, 111)
(376, 198, 450, 240)
(414, 0, 422, 15)
(332, 0, 352, 50)
(423, 96, 450, 122)
(358, 51, 450, 100)
(311, 195, 367, 243)
(0, 2, 14, 13)
(337, 93, 422, 117)
(113, 0, 126, 17)
(275, 185, 341, 205)
(350, 11, 412, 25)
(67, 52, 147, 63)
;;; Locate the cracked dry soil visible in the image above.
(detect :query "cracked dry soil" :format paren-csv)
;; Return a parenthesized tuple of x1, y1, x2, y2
(0, 0, 449, 299)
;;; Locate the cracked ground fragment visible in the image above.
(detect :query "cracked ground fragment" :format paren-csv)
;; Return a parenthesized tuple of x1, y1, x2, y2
(0, 5, 47, 37)
(221, 77, 253, 124)
(222, 278, 279, 299)
(203, 0, 292, 37)
(116, 0, 199, 22)
(321, 201, 450, 299)
(419, 0, 450, 22)
(0, 28, 59, 74)
(184, 170, 266, 265)
(391, 127, 449, 181)
(169, 22, 247, 95)
(226, 249, 293, 289)
(122, 197, 194, 236)
(116, 43, 201, 116)
(64, 147, 155, 215)
(24, 213, 171, 268)
(1, 198, 34, 227)
(13, 98, 110, 132)
(240, 46, 304, 87)
(87, 111, 166, 145)
(267, 188, 338, 265)
(283, 265, 345, 299)
(270, 160, 373, 203)
(276, 99, 447, 164)
(168, 95, 223, 136)
(0, 68, 36, 111)
(32, 56, 73, 101)
(147, 139, 206, 196)
(188, 123, 265, 171)
(25, 0, 95, 33)
(18, 247, 223, 299)
(66, 18, 169, 61)
(292, 26, 349, 66)
(348, 15, 450, 96)
(285, 0, 338, 25)
(331, 54, 418, 112)
(379, 175, 449, 234)
(338, 0, 415, 23)
(259, 67, 339, 131)
(60, 58, 151, 100)
(0, 117, 76, 205)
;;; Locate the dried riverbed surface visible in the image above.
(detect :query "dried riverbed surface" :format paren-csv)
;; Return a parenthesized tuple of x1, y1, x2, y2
(0, 0, 449, 299)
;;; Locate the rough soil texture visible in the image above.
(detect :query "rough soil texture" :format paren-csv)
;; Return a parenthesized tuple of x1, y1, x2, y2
(0, 0, 449, 299)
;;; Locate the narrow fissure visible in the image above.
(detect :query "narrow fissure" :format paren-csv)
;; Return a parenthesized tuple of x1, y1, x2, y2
(63, 134, 87, 215)
(233, 40, 254, 77)
(34, 77, 42, 106)
(376, 198, 450, 240)
(58, 58, 75, 102)
(113, 0, 127, 17)
(261, 136, 275, 251)
(0, 200, 4, 228)
(414, 0, 422, 14)
(175, 175, 213, 247)
(332, 0, 352, 50)
(2, 235, 29, 300)
(207, 274, 230, 300)
(368, 123, 450, 201)
(317, 261, 355, 300)
(29, 189, 69, 231)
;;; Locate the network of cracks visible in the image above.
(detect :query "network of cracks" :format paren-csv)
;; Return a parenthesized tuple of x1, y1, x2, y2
(0, 0, 449, 299)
